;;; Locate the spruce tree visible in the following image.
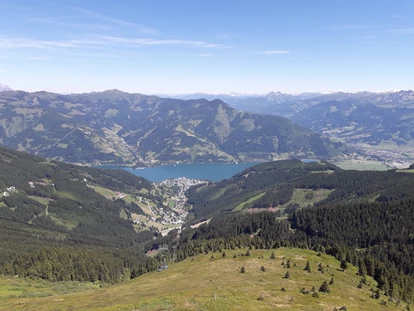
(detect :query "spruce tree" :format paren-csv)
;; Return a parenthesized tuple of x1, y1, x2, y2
(340, 260, 348, 272)
(284, 271, 290, 279)
(305, 261, 311, 273)
(319, 281, 331, 293)
(358, 258, 367, 276)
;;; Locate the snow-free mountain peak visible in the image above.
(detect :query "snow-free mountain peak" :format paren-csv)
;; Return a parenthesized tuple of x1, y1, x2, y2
(0, 83, 12, 92)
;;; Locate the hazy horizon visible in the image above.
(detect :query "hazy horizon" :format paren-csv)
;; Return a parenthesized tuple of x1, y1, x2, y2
(1, 83, 411, 96)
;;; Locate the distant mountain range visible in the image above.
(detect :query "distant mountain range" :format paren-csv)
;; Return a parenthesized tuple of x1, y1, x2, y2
(169, 90, 414, 157)
(0, 84, 12, 92)
(168, 90, 414, 114)
(0, 90, 349, 166)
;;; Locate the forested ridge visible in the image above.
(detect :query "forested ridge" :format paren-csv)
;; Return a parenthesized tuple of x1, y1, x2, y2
(187, 159, 414, 222)
(159, 161, 414, 303)
(186, 159, 340, 221)
(1, 148, 413, 305)
(0, 146, 164, 283)
(150, 204, 413, 303)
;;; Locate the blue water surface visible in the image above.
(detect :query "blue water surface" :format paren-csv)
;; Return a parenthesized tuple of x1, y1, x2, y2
(101, 162, 260, 182)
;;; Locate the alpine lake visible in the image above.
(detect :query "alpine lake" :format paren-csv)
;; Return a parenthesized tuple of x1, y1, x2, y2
(101, 162, 261, 182)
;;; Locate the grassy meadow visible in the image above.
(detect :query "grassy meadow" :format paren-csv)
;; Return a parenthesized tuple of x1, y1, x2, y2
(0, 248, 403, 311)
(333, 160, 389, 171)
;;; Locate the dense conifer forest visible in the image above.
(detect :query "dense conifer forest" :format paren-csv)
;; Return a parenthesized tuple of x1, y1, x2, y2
(0, 147, 413, 304)
(152, 206, 413, 303)
(159, 161, 414, 303)
(0, 146, 164, 283)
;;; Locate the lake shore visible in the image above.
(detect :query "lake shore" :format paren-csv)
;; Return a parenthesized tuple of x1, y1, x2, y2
(97, 162, 261, 182)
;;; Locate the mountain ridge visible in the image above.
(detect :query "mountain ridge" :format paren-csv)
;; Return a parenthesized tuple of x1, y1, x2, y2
(167, 90, 414, 163)
(0, 90, 349, 166)
(0, 84, 12, 92)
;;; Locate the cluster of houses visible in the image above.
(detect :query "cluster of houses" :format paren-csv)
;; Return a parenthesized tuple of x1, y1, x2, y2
(2, 186, 16, 197)
(130, 177, 208, 232)
(159, 208, 184, 225)
(28, 181, 55, 188)
(114, 191, 127, 199)
(355, 146, 412, 168)
(133, 215, 157, 225)
(1, 180, 56, 198)
(159, 177, 207, 213)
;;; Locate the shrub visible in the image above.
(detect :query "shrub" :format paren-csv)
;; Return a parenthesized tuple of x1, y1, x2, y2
(319, 281, 331, 293)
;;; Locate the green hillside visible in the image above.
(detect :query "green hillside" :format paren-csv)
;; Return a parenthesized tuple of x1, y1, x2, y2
(186, 159, 340, 221)
(213, 90, 414, 160)
(0, 248, 404, 311)
(0, 146, 171, 284)
(186, 159, 414, 223)
(180, 161, 414, 304)
(0, 148, 413, 309)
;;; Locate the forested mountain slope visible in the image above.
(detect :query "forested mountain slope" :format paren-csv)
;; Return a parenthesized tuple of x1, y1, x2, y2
(187, 159, 414, 222)
(0, 146, 164, 283)
(186, 159, 340, 221)
(174, 206, 414, 303)
(181, 90, 414, 155)
(291, 100, 414, 146)
(181, 160, 414, 303)
(0, 90, 349, 165)
(0, 149, 413, 307)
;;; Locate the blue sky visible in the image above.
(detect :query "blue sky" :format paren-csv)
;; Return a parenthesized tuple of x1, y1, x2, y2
(0, 0, 413, 94)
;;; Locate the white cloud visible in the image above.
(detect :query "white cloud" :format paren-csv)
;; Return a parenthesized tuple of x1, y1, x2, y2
(101, 36, 232, 49)
(387, 28, 414, 34)
(69, 7, 159, 35)
(0, 37, 108, 50)
(27, 16, 74, 23)
(28, 8, 159, 34)
(260, 50, 290, 55)
(27, 16, 112, 31)
(333, 25, 370, 30)
(27, 56, 50, 61)
(61, 22, 112, 31)
(0, 35, 232, 55)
